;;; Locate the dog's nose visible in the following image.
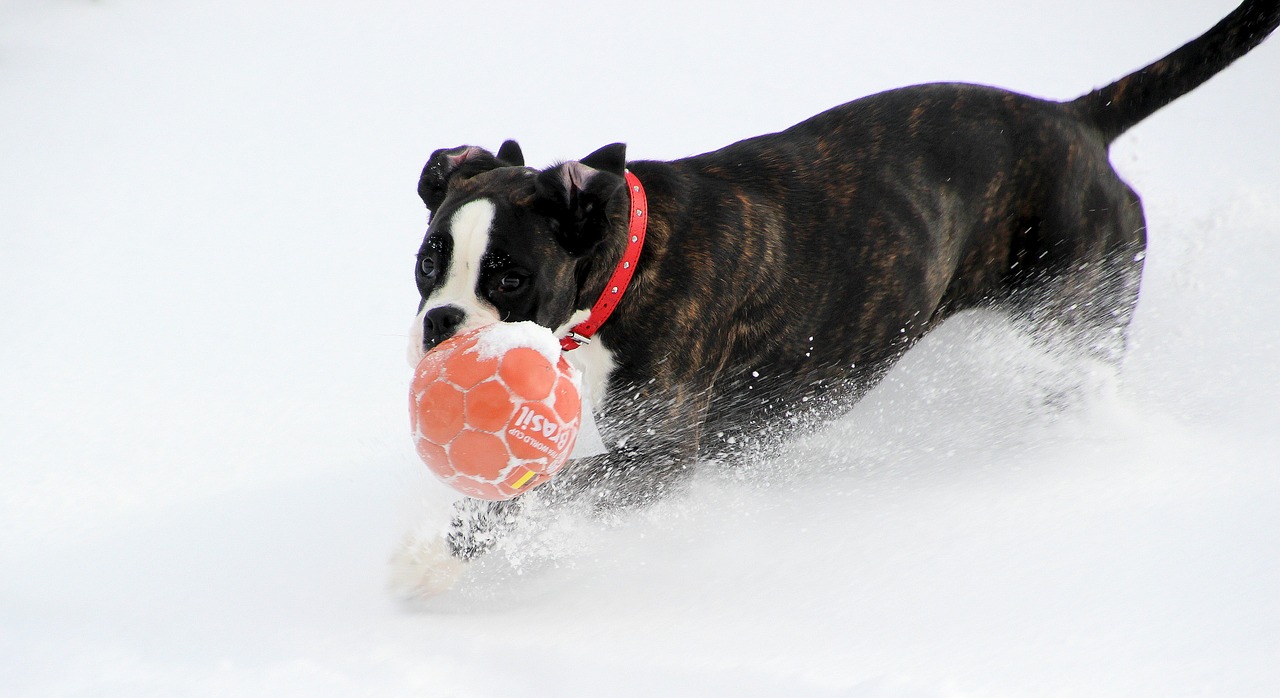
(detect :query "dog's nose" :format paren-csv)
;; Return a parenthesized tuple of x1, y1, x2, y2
(422, 305, 465, 349)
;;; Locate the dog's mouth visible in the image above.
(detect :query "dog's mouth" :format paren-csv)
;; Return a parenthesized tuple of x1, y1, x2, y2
(409, 304, 510, 366)
(418, 335, 444, 356)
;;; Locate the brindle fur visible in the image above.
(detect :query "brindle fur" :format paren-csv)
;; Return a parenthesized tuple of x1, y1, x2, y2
(415, 1, 1279, 562)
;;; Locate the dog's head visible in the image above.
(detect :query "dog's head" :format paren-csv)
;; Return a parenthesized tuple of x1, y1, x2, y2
(409, 140, 630, 361)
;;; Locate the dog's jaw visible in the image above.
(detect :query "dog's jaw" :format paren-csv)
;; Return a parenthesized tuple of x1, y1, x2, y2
(407, 312, 425, 366)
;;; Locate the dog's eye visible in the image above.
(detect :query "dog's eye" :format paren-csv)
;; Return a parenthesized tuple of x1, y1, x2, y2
(498, 272, 526, 292)
(420, 257, 437, 278)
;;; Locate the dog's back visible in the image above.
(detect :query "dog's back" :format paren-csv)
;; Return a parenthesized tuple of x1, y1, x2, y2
(618, 0, 1280, 415)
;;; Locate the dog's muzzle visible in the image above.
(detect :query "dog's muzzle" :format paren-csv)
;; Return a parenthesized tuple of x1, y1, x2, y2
(422, 305, 464, 350)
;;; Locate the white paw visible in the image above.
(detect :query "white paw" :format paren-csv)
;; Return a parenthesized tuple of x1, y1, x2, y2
(388, 533, 466, 601)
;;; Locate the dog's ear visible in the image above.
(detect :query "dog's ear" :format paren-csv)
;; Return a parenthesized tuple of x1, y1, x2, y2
(579, 142, 626, 176)
(496, 139, 525, 166)
(418, 145, 506, 213)
(534, 144, 628, 257)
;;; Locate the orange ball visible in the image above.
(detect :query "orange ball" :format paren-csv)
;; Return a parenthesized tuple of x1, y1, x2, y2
(410, 322, 582, 500)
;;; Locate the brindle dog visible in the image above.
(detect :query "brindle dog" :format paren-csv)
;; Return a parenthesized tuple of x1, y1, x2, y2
(394, 1, 1279, 594)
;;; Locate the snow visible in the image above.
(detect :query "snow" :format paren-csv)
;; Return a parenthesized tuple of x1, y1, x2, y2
(2, 1, 1278, 696)
(470, 322, 562, 365)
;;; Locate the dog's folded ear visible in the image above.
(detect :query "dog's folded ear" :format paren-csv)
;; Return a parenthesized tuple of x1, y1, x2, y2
(418, 145, 513, 213)
(533, 143, 628, 257)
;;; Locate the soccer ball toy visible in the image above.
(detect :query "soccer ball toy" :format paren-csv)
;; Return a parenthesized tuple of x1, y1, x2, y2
(410, 321, 582, 500)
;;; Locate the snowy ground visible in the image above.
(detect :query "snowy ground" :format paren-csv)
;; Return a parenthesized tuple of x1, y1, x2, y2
(2, 1, 1278, 696)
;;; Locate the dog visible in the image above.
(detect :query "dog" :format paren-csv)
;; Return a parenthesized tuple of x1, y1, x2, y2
(393, 1, 1279, 596)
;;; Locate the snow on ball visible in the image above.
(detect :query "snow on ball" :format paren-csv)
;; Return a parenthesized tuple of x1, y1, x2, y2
(410, 322, 583, 500)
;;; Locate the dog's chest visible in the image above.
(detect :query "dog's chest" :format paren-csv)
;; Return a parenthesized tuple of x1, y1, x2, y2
(562, 335, 617, 411)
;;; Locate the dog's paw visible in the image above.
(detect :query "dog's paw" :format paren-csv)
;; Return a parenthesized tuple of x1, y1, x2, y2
(388, 533, 466, 602)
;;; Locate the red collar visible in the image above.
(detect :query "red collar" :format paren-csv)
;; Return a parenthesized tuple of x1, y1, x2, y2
(560, 170, 648, 352)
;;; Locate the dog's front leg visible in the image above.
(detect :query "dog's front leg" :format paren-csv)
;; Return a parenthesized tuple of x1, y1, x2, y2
(389, 378, 712, 600)
(439, 377, 713, 551)
(548, 376, 714, 510)
(388, 496, 522, 601)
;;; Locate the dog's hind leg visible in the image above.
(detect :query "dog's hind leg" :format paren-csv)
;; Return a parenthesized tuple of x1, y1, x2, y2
(1005, 173, 1148, 366)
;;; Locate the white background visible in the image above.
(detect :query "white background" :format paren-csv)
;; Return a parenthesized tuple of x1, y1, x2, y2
(2, 1, 1278, 695)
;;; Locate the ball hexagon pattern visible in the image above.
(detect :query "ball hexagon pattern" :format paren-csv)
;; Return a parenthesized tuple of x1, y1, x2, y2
(410, 322, 583, 500)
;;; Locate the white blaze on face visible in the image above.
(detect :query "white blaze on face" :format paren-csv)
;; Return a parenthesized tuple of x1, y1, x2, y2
(407, 198, 502, 365)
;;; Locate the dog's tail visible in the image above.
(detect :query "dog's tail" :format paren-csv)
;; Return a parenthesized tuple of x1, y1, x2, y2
(1072, 0, 1280, 144)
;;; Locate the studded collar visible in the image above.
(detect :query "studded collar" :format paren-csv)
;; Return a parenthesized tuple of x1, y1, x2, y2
(560, 170, 648, 351)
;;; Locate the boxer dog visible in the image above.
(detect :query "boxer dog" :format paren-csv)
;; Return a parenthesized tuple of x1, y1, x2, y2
(393, 1, 1279, 596)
